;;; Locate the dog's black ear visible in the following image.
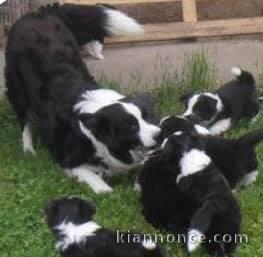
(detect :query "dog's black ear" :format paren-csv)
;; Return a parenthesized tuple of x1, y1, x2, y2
(79, 113, 110, 135)
(124, 93, 159, 124)
(179, 92, 194, 105)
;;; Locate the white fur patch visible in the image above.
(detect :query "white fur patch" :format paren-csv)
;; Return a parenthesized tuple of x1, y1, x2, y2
(65, 165, 113, 194)
(133, 181, 141, 192)
(104, 9, 144, 36)
(209, 118, 232, 135)
(174, 131, 183, 136)
(182, 94, 200, 117)
(83, 41, 104, 60)
(240, 170, 258, 187)
(194, 125, 211, 135)
(55, 221, 101, 251)
(161, 138, 169, 149)
(142, 239, 157, 250)
(231, 66, 242, 77)
(120, 102, 161, 148)
(203, 93, 223, 113)
(74, 89, 124, 114)
(187, 229, 203, 253)
(182, 93, 223, 118)
(22, 122, 36, 155)
(160, 115, 170, 125)
(177, 149, 211, 183)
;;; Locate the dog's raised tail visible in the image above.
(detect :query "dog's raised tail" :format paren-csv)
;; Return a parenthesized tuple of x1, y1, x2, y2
(239, 129, 263, 147)
(231, 66, 255, 85)
(103, 8, 144, 36)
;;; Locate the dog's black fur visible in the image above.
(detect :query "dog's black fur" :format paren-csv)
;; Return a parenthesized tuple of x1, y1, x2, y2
(5, 7, 159, 193)
(41, 3, 112, 46)
(139, 132, 241, 257)
(39, 3, 143, 59)
(46, 197, 165, 257)
(181, 67, 259, 134)
(160, 116, 263, 189)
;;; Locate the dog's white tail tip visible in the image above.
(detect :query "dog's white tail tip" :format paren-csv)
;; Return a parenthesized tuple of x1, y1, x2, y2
(231, 66, 242, 77)
(104, 9, 144, 36)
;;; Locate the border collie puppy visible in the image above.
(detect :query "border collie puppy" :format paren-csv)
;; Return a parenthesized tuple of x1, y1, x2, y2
(160, 115, 263, 189)
(138, 132, 241, 257)
(46, 197, 165, 257)
(181, 67, 259, 135)
(5, 7, 160, 193)
(42, 3, 144, 59)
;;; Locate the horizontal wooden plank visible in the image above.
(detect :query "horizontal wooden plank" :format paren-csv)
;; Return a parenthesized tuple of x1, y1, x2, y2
(63, 0, 181, 4)
(105, 17, 263, 44)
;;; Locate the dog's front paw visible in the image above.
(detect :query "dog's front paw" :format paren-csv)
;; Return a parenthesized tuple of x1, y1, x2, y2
(94, 184, 113, 194)
(23, 144, 36, 156)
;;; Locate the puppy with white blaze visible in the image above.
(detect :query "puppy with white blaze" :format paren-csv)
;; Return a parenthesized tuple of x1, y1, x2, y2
(42, 3, 144, 59)
(5, 7, 160, 193)
(181, 67, 259, 135)
(138, 132, 241, 257)
(46, 197, 165, 257)
(160, 115, 263, 189)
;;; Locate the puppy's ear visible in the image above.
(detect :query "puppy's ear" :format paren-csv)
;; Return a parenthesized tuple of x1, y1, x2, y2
(179, 92, 194, 105)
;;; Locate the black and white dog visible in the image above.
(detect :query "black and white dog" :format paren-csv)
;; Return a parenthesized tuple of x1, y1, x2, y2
(160, 115, 263, 189)
(42, 3, 143, 59)
(46, 197, 165, 257)
(5, 6, 160, 193)
(181, 67, 259, 135)
(138, 132, 241, 257)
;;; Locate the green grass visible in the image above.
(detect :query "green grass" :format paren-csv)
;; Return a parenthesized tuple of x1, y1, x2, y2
(1, 51, 263, 257)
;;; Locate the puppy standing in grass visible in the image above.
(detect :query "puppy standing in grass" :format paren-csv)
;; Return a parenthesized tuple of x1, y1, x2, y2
(46, 197, 165, 257)
(181, 67, 259, 135)
(138, 132, 241, 257)
(5, 5, 160, 193)
(160, 115, 263, 189)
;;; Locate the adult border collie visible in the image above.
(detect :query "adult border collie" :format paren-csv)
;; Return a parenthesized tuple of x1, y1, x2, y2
(138, 132, 241, 257)
(5, 7, 160, 193)
(42, 3, 144, 59)
(160, 115, 263, 189)
(181, 67, 259, 135)
(46, 197, 165, 257)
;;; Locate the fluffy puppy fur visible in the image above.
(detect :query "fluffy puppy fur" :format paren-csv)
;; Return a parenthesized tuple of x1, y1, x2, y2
(138, 132, 241, 257)
(41, 3, 144, 59)
(5, 8, 160, 193)
(46, 197, 165, 257)
(160, 115, 263, 189)
(181, 67, 259, 135)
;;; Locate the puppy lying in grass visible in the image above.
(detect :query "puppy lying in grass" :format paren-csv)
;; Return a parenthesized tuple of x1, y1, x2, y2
(46, 197, 165, 257)
(181, 67, 259, 135)
(138, 132, 241, 257)
(160, 115, 263, 189)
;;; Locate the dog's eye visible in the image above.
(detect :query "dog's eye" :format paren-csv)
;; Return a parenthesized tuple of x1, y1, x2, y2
(129, 122, 139, 132)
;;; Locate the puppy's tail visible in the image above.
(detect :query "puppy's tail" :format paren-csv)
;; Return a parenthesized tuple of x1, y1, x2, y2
(231, 66, 255, 86)
(239, 129, 263, 148)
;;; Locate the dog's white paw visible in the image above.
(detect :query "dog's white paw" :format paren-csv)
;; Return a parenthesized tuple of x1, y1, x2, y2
(187, 229, 203, 253)
(94, 184, 113, 194)
(23, 144, 36, 156)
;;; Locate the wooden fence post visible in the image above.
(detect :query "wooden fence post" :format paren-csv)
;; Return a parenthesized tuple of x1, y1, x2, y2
(182, 0, 197, 22)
